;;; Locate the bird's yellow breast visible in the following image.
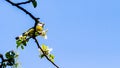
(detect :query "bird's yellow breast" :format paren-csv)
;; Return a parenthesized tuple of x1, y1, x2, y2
(36, 25, 43, 31)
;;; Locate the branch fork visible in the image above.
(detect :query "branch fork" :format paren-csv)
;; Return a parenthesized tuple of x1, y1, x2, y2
(5, 0, 59, 68)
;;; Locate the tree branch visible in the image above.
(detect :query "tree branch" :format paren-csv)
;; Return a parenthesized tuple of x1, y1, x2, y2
(0, 54, 9, 68)
(34, 38, 59, 68)
(0, 54, 4, 68)
(16, 1, 31, 5)
(6, 0, 60, 68)
(6, 0, 38, 22)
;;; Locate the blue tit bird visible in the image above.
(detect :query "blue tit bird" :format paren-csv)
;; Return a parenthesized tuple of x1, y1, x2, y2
(23, 22, 44, 37)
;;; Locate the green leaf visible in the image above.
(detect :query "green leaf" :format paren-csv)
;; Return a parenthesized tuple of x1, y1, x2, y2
(16, 45, 19, 49)
(16, 40, 22, 46)
(14, 62, 19, 68)
(49, 54, 55, 62)
(5, 51, 15, 59)
(14, 54, 19, 58)
(21, 46, 24, 50)
(5, 52, 10, 59)
(32, 0, 37, 8)
(16, 40, 22, 48)
(40, 54, 44, 58)
(49, 54, 55, 59)
(3, 63, 6, 68)
(23, 41, 27, 46)
(41, 44, 48, 51)
(50, 59, 54, 62)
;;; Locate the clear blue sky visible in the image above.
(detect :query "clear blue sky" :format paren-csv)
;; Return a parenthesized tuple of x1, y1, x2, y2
(0, 0, 120, 68)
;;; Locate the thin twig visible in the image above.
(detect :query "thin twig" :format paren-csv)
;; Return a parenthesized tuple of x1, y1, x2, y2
(6, 0, 38, 22)
(0, 54, 4, 68)
(34, 38, 59, 68)
(0, 54, 9, 68)
(0, 54, 4, 61)
(16, 1, 31, 5)
(6, 0, 60, 68)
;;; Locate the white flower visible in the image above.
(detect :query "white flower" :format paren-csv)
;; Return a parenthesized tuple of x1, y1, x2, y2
(44, 35, 47, 39)
(48, 48, 53, 54)
(41, 29, 48, 39)
(17, 35, 23, 40)
(38, 44, 53, 55)
(19, 35, 22, 38)
(37, 22, 44, 27)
